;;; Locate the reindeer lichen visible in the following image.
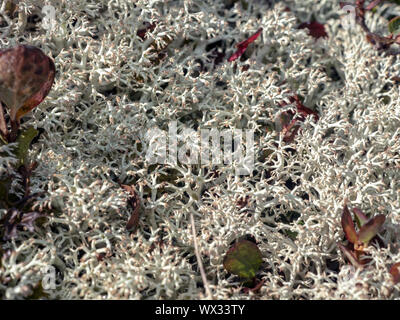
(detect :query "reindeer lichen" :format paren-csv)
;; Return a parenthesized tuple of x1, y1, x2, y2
(0, 0, 399, 300)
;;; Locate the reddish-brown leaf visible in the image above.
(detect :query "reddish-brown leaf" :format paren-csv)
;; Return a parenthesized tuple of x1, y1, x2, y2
(338, 243, 362, 268)
(366, 32, 395, 48)
(277, 95, 319, 142)
(279, 96, 319, 121)
(121, 184, 141, 231)
(16, 56, 55, 121)
(137, 23, 157, 40)
(391, 75, 400, 82)
(298, 21, 328, 39)
(390, 262, 400, 284)
(292, 95, 319, 120)
(282, 117, 301, 143)
(358, 214, 385, 245)
(0, 45, 55, 121)
(366, 0, 383, 10)
(341, 204, 358, 244)
(228, 28, 263, 62)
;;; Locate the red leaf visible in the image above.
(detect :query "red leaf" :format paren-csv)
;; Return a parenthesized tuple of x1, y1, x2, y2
(228, 28, 263, 62)
(390, 262, 400, 284)
(278, 95, 319, 142)
(358, 214, 385, 245)
(291, 95, 319, 120)
(341, 204, 358, 244)
(298, 21, 328, 39)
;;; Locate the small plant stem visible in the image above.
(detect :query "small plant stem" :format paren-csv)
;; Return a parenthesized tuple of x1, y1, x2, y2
(352, 0, 400, 52)
(0, 102, 8, 143)
(9, 118, 19, 143)
(190, 211, 213, 299)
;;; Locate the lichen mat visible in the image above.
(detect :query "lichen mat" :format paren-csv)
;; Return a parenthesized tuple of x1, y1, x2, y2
(0, 0, 399, 300)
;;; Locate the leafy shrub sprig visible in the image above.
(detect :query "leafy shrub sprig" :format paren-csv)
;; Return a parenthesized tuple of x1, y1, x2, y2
(0, 45, 55, 143)
(0, 45, 55, 241)
(338, 203, 385, 267)
(340, 1, 400, 52)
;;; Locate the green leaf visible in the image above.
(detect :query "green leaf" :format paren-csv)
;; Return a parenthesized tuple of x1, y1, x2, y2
(352, 208, 368, 228)
(358, 214, 385, 245)
(341, 204, 358, 244)
(223, 240, 263, 280)
(388, 16, 400, 35)
(240, 0, 249, 10)
(284, 229, 298, 241)
(26, 281, 50, 299)
(15, 126, 38, 166)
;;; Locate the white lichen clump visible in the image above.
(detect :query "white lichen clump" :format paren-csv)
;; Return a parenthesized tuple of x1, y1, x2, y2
(0, 0, 400, 299)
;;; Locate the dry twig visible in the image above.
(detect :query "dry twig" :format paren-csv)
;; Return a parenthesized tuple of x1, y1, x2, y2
(190, 210, 213, 299)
